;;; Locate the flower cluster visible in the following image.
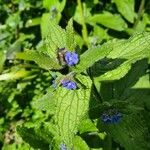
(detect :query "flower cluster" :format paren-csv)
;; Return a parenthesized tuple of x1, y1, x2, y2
(101, 112, 122, 124)
(64, 51, 79, 66)
(52, 49, 79, 90)
(61, 80, 77, 90)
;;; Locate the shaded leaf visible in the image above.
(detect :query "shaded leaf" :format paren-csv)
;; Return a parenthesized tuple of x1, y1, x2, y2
(99, 114, 149, 150)
(74, 39, 125, 73)
(95, 32, 150, 81)
(17, 126, 53, 150)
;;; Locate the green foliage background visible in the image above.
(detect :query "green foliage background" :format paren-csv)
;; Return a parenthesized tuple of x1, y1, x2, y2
(0, 0, 150, 150)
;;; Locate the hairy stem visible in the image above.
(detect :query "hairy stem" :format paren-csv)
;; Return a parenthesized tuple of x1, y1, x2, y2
(133, 0, 145, 29)
(77, 0, 89, 46)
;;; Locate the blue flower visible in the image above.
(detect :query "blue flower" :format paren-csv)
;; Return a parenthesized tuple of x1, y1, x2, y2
(64, 51, 79, 66)
(60, 143, 67, 150)
(101, 114, 112, 123)
(101, 112, 122, 124)
(61, 80, 77, 90)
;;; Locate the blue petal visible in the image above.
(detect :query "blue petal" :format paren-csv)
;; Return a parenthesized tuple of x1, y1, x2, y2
(61, 80, 77, 90)
(60, 143, 67, 150)
(102, 114, 112, 123)
(64, 51, 79, 66)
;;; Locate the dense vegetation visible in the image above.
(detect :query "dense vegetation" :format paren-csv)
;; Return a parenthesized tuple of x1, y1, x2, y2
(0, 0, 150, 150)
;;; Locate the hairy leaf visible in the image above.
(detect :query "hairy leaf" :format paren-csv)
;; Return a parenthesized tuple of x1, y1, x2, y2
(66, 19, 76, 51)
(16, 50, 61, 70)
(74, 39, 125, 73)
(41, 17, 66, 58)
(54, 75, 92, 147)
(97, 32, 150, 81)
(108, 32, 150, 59)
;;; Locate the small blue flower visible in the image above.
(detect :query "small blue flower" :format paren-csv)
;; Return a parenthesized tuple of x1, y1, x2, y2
(61, 80, 77, 90)
(101, 112, 122, 124)
(64, 51, 79, 66)
(60, 143, 67, 150)
(101, 114, 112, 123)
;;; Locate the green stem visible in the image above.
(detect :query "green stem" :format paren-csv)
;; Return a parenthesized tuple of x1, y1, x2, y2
(133, 0, 145, 29)
(77, 0, 89, 47)
(104, 134, 112, 150)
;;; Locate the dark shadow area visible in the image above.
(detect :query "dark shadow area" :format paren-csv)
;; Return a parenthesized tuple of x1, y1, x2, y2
(90, 58, 125, 77)
(88, 85, 102, 119)
(88, 58, 150, 149)
(92, 58, 149, 101)
(81, 132, 103, 148)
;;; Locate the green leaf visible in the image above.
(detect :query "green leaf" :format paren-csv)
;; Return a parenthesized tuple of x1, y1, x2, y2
(74, 2, 92, 25)
(74, 39, 125, 73)
(25, 17, 41, 28)
(0, 69, 31, 81)
(96, 57, 147, 82)
(16, 50, 61, 70)
(87, 11, 127, 31)
(33, 88, 55, 114)
(132, 74, 150, 89)
(73, 136, 89, 150)
(74, 34, 84, 49)
(17, 126, 52, 150)
(41, 16, 66, 58)
(0, 51, 6, 73)
(95, 32, 150, 81)
(75, 32, 150, 80)
(100, 114, 149, 150)
(66, 19, 76, 51)
(108, 32, 150, 59)
(78, 119, 98, 134)
(114, 59, 148, 99)
(2, 142, 33, 150)
(53, 75, 92, 147)
(43, 0, 66, 12)
(96, 59, 132, 81)
(41, 13, 50, 39)
(113, 0, 135, 23)
(91, 25, 110, 43)
(6, 33, 34, 60)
